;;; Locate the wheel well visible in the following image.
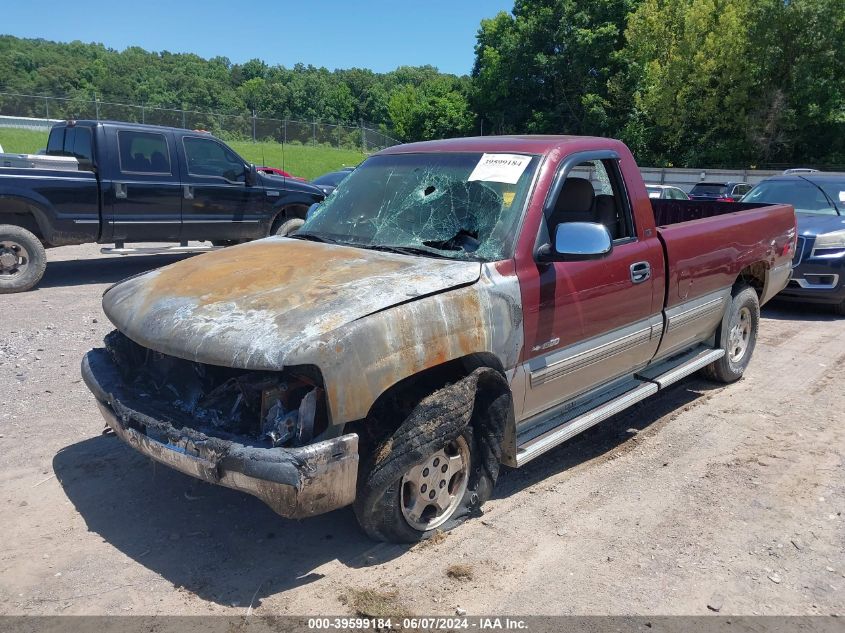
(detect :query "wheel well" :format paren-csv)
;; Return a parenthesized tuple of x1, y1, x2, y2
(346, 353, 507, 457)
(275, 204, 310, 223)
(737, 262, 767, 298)
(0, 201, 45, 241)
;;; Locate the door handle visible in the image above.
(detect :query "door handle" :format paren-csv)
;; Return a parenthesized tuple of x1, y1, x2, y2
(114, 182, 127, 199)
(183, 185, 194, 200)
(630, 261, 651, 284)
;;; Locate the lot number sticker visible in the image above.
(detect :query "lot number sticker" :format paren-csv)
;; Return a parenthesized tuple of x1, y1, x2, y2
(468, 153, 532, 184)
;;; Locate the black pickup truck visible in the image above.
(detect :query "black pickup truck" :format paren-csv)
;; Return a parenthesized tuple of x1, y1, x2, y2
(0, 120, 325, 293)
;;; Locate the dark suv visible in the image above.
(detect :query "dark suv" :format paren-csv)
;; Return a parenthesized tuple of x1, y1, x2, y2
(689, 181, 752, 202)
(741, 174, 845, 314)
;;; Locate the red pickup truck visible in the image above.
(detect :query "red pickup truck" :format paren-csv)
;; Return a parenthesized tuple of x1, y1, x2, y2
(82, 136, 796, 542)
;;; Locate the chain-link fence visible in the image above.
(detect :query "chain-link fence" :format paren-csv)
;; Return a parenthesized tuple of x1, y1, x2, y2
(0, 90, 401, 152)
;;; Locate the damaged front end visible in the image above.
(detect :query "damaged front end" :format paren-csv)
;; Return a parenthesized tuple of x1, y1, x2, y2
(81, 331, 358, 518)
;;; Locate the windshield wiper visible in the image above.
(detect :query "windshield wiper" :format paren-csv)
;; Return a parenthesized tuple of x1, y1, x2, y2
(363, 244, 452, 259)
(289, 232, 341, 244)
(423, 228, 481, 253)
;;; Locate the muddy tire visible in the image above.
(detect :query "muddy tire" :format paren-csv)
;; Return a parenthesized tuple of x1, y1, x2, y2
(353, 368, 510, 543)
(702, 285, 760, 383)
(0, 225, 47, 294)
(272, 217, 305, 237)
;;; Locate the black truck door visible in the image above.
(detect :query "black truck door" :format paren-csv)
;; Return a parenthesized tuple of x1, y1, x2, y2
(178, 134, 266, 241)
(107, 128, 182, 242)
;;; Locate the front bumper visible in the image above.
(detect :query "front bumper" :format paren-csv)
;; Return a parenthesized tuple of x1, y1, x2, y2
(779, 259, 845, 306)
(81, 349, 359, 519)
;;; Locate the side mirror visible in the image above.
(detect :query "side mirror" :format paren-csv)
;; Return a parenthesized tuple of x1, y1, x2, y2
(539, 222, 613, 262)
(245, 164, 258, 186)
(306, 202, 320, 220)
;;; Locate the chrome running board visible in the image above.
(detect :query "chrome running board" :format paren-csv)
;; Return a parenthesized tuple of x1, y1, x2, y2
(514, 345, 723, 467)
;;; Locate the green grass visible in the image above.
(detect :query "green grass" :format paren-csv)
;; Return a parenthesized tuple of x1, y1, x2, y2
(229, 140, 364, 180)
(0, 128, 49, 154)
(0, 127, 365, 180)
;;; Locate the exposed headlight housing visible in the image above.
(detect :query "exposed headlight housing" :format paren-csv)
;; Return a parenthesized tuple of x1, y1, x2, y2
(812, 229, 845, 258)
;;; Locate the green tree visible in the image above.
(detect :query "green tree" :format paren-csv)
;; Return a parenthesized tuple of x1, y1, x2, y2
(471, 0, 639, 136)
(620, 0, 845, 167)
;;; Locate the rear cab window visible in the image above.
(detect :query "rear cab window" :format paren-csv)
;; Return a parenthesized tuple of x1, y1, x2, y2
(690, 183, 727, 195)
(46, 125, 95, 169)
(118, 130, 171, 174)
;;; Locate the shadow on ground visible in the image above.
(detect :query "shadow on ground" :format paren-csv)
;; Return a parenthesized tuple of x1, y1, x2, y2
(762, 300, 841, 322)
(495, 377, 722, 497)
(53, 436, 405, 608)
(54, 376, 720, 607)
(39, 253, 195, 289)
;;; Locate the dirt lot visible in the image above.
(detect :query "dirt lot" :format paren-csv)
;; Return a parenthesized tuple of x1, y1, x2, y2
(1, 243, 843, 616)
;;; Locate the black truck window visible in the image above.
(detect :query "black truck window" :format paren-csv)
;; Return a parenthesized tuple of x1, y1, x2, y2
(46, 126, 93, 166)
(183, 136, 246, 182)
(118, 130, 171, 175)
(46, 128, 64, 155)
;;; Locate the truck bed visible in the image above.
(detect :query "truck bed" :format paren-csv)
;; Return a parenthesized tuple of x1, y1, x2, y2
(654, 201, 796, 310)
(650, 199, 770, 226)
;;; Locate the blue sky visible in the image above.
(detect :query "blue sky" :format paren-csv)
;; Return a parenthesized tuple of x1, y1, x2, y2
(2, 0, 513, 75)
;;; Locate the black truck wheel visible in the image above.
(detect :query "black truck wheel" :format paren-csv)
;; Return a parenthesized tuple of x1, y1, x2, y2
(702, 285, 760, 383)
(0, 225, 47, 294)
(273, 217, 305, 237)
(353, 368, 510, 543)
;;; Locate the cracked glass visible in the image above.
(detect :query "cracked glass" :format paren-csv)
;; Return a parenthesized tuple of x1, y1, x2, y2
(299, 152, 539, 261)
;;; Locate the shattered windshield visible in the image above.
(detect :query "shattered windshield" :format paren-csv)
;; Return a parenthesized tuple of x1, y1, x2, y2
(298, 152, 539, 260)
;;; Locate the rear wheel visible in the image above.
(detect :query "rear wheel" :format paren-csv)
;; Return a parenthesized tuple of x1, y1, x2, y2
(702, 285, 760, 383)
(0, 225, 47, 294)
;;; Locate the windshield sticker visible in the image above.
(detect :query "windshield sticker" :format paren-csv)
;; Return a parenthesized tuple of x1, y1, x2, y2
(839, 191, 845, 203)
(502, 191, 516, 207)
(468, 153, 532, 184)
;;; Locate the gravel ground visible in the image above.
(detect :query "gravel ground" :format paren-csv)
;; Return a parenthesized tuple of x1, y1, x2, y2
(1, 243, 843, 616)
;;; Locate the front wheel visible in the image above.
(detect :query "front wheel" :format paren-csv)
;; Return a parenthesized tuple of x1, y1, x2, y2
(353, 369, 509, 543)
(272, 217, 304, 237)
(0, 225, 47, 294)
(702, 285, 760, 383)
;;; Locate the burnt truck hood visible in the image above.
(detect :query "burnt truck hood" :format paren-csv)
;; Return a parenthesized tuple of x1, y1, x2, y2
(102, 237, 481, 370)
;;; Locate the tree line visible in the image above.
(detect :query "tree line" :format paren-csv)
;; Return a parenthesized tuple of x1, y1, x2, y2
(1, 0, 842, 167)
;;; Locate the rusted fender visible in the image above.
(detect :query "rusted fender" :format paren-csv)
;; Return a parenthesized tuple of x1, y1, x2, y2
(101, 237, 524, 424)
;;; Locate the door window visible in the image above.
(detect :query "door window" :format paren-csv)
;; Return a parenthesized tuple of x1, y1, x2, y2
(547, 158, 635, 242)
(118, 131, 171, 174)
(183, 136, 246, 182)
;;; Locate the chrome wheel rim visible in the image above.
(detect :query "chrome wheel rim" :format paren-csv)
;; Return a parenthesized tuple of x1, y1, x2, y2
(400, 436, 470, 532)
(729, 306, 752, 363)
(0, 240, 30, 277)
